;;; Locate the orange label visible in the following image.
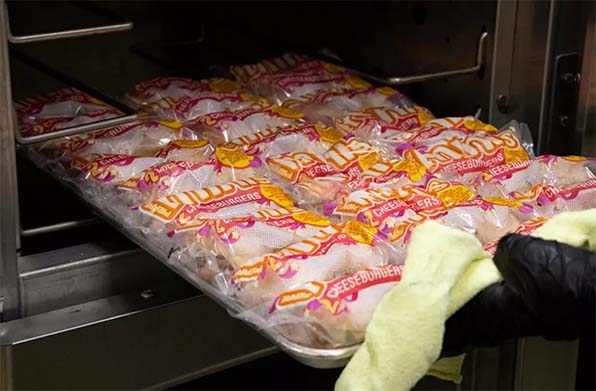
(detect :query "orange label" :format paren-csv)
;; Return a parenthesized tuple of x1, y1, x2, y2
(215, 142, 255, 168)
(270, 105, 304, 119)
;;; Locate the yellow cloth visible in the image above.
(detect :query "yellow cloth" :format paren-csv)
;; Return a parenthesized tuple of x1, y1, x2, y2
(336, 209, 596, 391)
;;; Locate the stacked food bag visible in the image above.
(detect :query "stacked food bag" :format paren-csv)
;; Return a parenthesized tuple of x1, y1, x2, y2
(16, 54, 596, 350)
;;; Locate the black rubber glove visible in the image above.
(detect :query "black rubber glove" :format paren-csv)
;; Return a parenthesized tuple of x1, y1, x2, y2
(442, 234, 595, 357)
(494, 234, 595, 340)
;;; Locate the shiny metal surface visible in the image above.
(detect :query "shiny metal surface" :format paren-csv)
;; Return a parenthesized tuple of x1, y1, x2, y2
(0, 286, 275, 389)
(0, 0, 21, 321)
(4, 2, 133, 44)
(17, 241, 167, 316)
(326, 32, 488, 86)
(15, 113, 139, 145)
(20, 217, 100, 237)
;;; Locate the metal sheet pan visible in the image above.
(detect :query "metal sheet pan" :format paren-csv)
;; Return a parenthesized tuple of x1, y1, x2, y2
(31, 154, 360, 369)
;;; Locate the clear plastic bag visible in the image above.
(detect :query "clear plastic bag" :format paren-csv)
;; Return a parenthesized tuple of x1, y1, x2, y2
(125, 77, 243, 109)
(146, 92, 267, 122)
(78, 154, 163, 203)
(39, 119, 203, 169)
(265, 264, 404, 348)
(322, 134, 397, 178)
(483, 216, 550, 255)
(397, 120, 534, 183)
(334, 105, 434, 140)
(230, 53, 321, 83)
(267, 151, 339, 185)
(324, 186, 425, 251)
(117, 160, 217, 205)
(15, 88, 122, 138)
(232, 220, 402, 305)
(154, 139, 214, 162)
(240, 123, 346, 158)
(136, 177, 296, 235)
(120, 142, 265, 202)
(380, 116, 497, 146)
(471, 155, 596, 199)
(283, 86, 415, 125)
(177, 207, 331, 269)
(193, 104, 306, 145)
(231, 54, 369, 105)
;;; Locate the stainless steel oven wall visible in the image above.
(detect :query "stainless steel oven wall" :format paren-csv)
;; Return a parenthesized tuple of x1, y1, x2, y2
(0, 0, 21, 323)
(490, 0, 594, 155)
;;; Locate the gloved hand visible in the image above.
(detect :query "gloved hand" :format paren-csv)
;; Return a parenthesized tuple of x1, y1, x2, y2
(442, 234, 596, 357)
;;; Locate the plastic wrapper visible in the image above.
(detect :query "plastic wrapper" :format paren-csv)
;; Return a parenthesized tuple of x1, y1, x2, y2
(483, 216, 550, 256)
(557, 178, 596, 211)
(230, 53, 323, 83)
(511, 178, 596, 217)
(267, 151, 339, 184)
(433, 199, 526, 244)
(238, 123, 346, 158)
(397, 121, 534, 183)
(136, 177, 296, 235)
(393, 178, 530, 244)
(154, 139, 214, 162)
(471, 155, 596, 198)
(324, 186, 425, 250)
(78, 154, 163, 203)
(359, 159, 434, 188)
(15, 88, 122, 137)
(232, 220, 400, 305)
(120, 142, 266, 205)
(117, 160, 217, 205)
(230, 53, 370, 105)
(294, 173, 370, 208)
(265, 264, 404, 347)
(471, 160, 544, 197)
(379, 116, 497, 146)
(322, 134, 397, 178)
(38, 119, 202, 170)
(147, 92, 267, 122)
(334, 105, 434, 140)
(176, 207, 330, 269)
(251, 66, 368, 106)
(273, 158, 431, 209)
(193, 104, 305, 145)
(283, 86, 415, 125)
(538, 155, 596, 188)
(125, 77, 245, 109)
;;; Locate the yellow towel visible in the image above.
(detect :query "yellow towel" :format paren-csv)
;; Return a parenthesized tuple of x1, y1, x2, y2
(336, 209, 596, 391)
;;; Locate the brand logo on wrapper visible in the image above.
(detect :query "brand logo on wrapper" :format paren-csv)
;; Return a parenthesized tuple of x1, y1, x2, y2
(269, 264, 404, 315)
(324, 136, 382, 174)
(215, 142, 262, 169)
(138, 177, 294, 223)
(267, 152, 337, 184)
(401, 128, 530, 176)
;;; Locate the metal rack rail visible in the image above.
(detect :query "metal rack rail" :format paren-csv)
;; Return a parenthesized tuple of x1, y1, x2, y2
(0, 0, 136, 321)
(320, 32, 488, 86)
